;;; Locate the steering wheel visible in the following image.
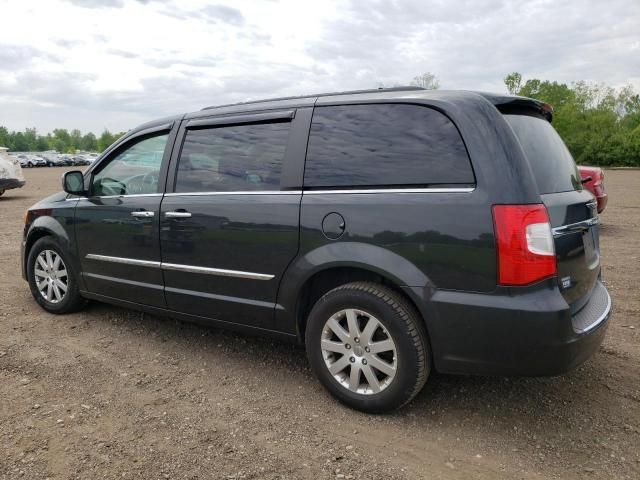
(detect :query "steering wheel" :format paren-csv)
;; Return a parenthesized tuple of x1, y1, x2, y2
(141, 171, 159, 193)
(97, 177, 127, 196)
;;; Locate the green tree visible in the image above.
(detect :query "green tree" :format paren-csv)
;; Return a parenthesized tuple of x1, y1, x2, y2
(410, 72, 440, 90)
(81, 132, 98, 152)
(98, 129, 117, 151)
(0, 126, 9, 148)
(11, 132, 29, 151)
(70, 129, 83, 152)
(504, 72, 522, 95)
(504, 73, 640, 166)
(51, 129, 72, 153)
(24, 128, 39, 151)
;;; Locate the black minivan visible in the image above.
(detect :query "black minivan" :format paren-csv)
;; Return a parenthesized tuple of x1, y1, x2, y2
(22, 88, 611, 412)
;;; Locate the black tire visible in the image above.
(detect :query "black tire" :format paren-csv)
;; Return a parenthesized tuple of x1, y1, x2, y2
(27, 162, 33, 168)
(305, 281, 430, 413)
(27, 236, 86, 314)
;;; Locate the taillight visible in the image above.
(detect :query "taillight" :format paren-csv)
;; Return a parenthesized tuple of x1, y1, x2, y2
(492, 204, 556, 286)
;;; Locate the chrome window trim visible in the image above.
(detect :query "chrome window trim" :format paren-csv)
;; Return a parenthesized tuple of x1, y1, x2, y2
(303, 187, 475, 194)
(163, 187, 474, 196)
(164, 190, 301, 197)
(85, 254, 274, 281)
(76, 193, 164, 200)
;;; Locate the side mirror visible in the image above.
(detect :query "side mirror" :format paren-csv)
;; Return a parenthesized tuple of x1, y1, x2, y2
(62, 170, 86, 196)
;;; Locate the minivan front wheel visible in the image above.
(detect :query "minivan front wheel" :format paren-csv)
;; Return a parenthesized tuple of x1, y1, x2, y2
(27, 237, 86, 314)
(306, 282, 430, 413)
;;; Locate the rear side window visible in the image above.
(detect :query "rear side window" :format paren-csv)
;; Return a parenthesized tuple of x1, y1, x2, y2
(504, 114, 580, 194)
(175, 121, 291, 192)
(304, 104, 474, 188)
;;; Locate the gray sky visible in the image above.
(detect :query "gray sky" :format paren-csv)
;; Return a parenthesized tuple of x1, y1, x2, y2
(1, 0, 639, 134)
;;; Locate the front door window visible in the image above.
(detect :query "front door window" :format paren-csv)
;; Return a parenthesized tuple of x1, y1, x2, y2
(92, 133, 169, 196)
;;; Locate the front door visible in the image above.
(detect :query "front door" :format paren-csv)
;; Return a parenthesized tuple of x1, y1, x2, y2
(75, 128, 173, 307)
(159, 111, 303, 330)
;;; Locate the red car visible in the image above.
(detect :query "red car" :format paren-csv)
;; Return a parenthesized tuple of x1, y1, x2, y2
(578, 165, 607, 213)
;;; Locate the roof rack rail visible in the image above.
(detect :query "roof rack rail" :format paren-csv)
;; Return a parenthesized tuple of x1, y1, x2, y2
(201, 86, 425, 111)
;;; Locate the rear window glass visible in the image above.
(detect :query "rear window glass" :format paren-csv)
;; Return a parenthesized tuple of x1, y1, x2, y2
(504, 114, 580, 194)
(304, 104, 474, 188)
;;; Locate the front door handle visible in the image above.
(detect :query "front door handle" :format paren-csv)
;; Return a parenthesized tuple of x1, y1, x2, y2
(165, 211, 192, 218)
(131, 210, 155, 218)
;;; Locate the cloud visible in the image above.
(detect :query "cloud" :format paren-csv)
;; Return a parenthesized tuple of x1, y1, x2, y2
(199, 4, 244, 25)
(160, 4, 244, 25)
(0, 0, 639, 134)
(0, 45, 60, 71)
(65, 0, 125, 8)
(107, 48, 139, 59)
(306, 0, 640, 91)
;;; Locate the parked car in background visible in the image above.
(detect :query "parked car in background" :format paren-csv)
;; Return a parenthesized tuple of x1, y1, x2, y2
(0, 147, 26, 196)
(16, 155, 30, 168)
(42, 154, 70, 167)
(57, 155, 74, 167)
(71, 156, 91, 166)
(578, 166, 607, 213)
(24, 155, 47, 168)
(21, 88, 611, 412)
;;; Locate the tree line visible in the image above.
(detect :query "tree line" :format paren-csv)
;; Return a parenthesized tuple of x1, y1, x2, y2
(404, 71, 640, 167)
(0, 127, 124, 153)
(2, 72, 639, 166)
(504, 72, 640, 167)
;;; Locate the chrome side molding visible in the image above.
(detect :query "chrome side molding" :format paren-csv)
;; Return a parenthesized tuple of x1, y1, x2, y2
(85, 254, 274, 281)
(161, 262, 274, 280)
(86, 254, 161, 268)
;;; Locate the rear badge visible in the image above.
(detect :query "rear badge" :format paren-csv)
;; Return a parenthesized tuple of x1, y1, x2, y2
(561, 276, 572, 289)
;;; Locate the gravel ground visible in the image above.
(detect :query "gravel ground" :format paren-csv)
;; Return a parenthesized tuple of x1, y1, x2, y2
(0, 167, 638, 480)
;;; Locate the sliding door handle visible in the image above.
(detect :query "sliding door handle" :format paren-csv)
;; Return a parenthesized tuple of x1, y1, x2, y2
(130, 211, 155, 218)
(165, 211, 192, 218)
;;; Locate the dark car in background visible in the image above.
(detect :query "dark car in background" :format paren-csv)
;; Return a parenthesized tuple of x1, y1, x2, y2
(43, 154, 71, 167)
(578, 165, 607, 213)
(71, 156, 92, 166)
(20, 88, 612, 412)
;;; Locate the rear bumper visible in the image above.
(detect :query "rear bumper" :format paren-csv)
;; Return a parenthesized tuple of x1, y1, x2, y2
(405, 280, 611, 376)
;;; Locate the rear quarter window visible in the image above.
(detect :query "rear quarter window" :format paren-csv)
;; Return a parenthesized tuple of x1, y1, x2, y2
(504, 114, 581, 194)
(304, 104, 474, 188)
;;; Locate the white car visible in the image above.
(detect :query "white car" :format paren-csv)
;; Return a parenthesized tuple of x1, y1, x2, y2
(0, 147, 26, 196)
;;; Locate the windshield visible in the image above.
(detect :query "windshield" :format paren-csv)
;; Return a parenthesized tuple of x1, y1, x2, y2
(504, 114, 581, 194)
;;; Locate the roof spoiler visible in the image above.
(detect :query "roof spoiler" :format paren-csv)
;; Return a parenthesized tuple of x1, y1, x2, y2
(478, 93, 554, 122)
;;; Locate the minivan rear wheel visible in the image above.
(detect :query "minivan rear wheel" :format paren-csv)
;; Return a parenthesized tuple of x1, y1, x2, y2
(305, 282, 430, 413)
(27, 237, 86, 314)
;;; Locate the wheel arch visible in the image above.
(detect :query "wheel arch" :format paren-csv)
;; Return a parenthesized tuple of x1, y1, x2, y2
(275, 242, 437, 343)
(23, 217, 76, 281)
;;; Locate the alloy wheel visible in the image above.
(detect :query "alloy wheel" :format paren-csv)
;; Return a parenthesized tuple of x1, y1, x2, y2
(321, 308, 397, 395)
(34, 249, 68, 304)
